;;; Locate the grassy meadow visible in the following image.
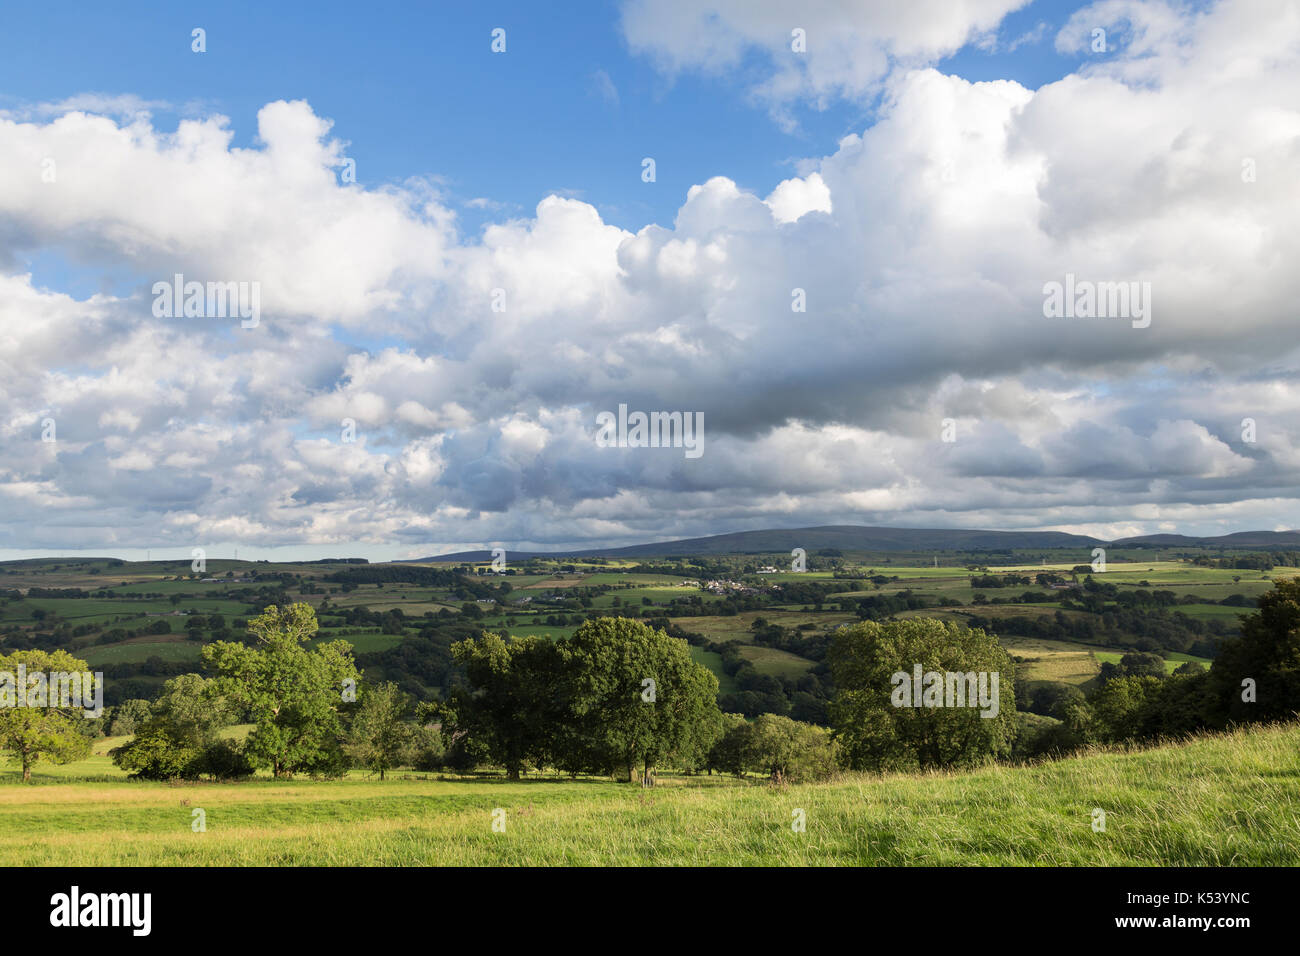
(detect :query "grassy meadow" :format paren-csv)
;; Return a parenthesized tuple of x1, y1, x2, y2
(2, 722, 1296, 866)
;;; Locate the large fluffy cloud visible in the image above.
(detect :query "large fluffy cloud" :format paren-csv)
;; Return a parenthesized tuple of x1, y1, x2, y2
(620, 0, 1031, 122)
(0, 100, 455, 323)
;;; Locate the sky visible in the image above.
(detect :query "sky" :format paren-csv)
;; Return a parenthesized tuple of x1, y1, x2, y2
(0, 0, 1297, 561)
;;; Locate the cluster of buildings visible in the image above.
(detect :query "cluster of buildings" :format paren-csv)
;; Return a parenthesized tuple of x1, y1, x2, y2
(701, 579, 764, 596)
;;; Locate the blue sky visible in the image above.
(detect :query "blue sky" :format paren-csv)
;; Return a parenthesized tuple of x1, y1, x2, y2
(0, 0, 1089, 240)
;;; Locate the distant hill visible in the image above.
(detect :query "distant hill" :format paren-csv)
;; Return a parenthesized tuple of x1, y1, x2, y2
(410, 525, 1108, 562)
(1112, 531, 1300, 548)
(8, 526, 1294, 569)
(410, 524, 1300, 563)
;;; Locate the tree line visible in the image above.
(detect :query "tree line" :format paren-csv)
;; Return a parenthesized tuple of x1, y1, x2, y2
(6, 579, 1298, 782)
(1013, 578, 1300, 755)
(1, 605, 1018, 782)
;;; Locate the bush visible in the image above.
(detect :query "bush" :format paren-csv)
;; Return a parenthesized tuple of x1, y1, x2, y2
(197, 738, 255, 779)
(1010, 712, 1063, 760)
(708, 714, 836, 783)
(744, 714, 837, 783)
(110, 674, 238, 780)
(111, 723, 202, 779)
(410, 725, 445, 772)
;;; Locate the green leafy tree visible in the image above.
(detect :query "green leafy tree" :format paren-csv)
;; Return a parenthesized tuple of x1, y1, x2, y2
(1101, 651, 1166, 682)
(408, 722, 446, 772)
(676, 702, 726, 774)
(439, 633, 561, 779)
(203, 604, 358, 778)
(110, 674, 242, 780)
(741, 714, 837, 783)
(1028, 681, 1085, 720)
(1137, 670, 1214, 739)
(829, 618, 1016, 771)
(106, 699, 153, 737)
(111, 722, 202, 779)
(708, 714, 836, 782)
(556, 617, 720, 782)
(343, 681, 414, 780)
(1088, 675, 1162, 742)
(706, 713, 749, 776)
(1045, 698, 1097, 752)
(1209, 577, 1300, 725)
(0, 648, 94, 780)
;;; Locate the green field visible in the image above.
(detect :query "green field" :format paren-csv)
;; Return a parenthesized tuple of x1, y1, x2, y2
(0, 561, 1273, 700)
(1171, 603, 1253, 621)
(1094, 650, 1213, 675)
(734, 644, 815, 678)
(1, 723, 1295, 866)
(687, 645, 738, 694)
(1001, 636, 1103, 685)
(669, 610, 857, 642)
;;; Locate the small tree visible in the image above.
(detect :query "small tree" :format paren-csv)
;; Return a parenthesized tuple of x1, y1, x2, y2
(111, 674, 244, 780)
(676, 703, 725, 774)
(1118, 652, 1167, 680)
(708, 714, 836, 782)
(344, 682, 414, 780)
(107, 699, 153, 737)
(742, 714, 837, 783)
(1088, 675, 1162, 743)
(706, 713, 749, 776)
(0, 649, 94, 781)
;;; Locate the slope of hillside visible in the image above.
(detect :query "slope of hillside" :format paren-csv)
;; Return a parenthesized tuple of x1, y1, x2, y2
(414, 525, 1108, 561)
(413, 524, 1300, 562)
(2, 722, 1295, 866)
(1113, 530, 1300, 548)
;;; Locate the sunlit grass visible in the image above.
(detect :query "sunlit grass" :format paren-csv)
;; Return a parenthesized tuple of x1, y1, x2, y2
(2, 723, 1295, 866)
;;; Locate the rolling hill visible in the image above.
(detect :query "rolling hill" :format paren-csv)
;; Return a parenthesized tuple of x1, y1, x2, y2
(410, 524, 1300, 563)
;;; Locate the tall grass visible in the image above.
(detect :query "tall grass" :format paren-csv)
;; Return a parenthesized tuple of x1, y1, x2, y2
(1, 723, 1295, 866)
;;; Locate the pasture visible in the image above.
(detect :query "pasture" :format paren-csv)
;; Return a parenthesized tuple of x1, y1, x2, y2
(1, 723, 1295, 866)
